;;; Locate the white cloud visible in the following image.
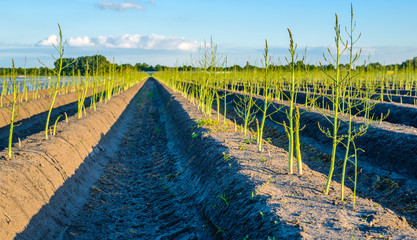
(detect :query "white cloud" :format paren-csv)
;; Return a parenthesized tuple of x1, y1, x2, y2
(38, 34, 58, 46)
(97, 1, 145, 11)
(140, 34, 200, 51)
(38, 33, 200, 51)
(97, 34, 141, 48)
(68, 36, 95, 47)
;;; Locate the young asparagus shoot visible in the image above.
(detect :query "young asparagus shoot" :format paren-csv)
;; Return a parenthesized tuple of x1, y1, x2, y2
(39, 23, 75, 140)
(319, 14, 348, 195)
(284, 29, 300, 174)
(256, 40, 282, 152)
(234, 74, 258, 138)
(4, 60, 20, 157)
(53, 115, 62, 135)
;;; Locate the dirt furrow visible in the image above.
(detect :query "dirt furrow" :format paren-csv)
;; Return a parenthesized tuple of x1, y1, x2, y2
(151, 78, 416, 239)
(6, 77, 416, 239)
(216, 89, 417, 229)
(1, 80, 146, 240)
(62, 80, 208, 240)
(215, 89, 417, 179)
(0, 98, 92, 152)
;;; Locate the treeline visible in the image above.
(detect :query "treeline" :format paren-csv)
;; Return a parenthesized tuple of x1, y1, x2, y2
(1, 55, 417, 76)
(363, 57, 417, 71)
(164, 58, 417, 72)
(0, 67, 54, 76)
(57, 55, 165, 74)
(0, 55, 165, 76)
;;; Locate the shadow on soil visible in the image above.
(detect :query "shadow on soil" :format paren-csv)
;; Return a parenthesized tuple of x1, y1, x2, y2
(215, 91, 417, 228)
(218, 90, 417, 178)
(153, 79, 302, 239)
(14, 89, 142, 240)
(0, 98, 93, 152)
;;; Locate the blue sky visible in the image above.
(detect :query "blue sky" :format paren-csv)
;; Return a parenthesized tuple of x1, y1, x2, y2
(0, 0, 416, 68)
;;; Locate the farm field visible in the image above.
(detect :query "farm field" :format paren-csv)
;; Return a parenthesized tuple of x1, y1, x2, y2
(1, 1, 417, 240)
(0, 73, 416, 239)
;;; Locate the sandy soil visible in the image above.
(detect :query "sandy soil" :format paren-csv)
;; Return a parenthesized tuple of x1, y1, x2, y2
(62, 80, 209, 239)
(220, 89, 417, 227)
(0, 88, 91, 129)
(0, 80, 146, 239)
(152, 79, 417, 239)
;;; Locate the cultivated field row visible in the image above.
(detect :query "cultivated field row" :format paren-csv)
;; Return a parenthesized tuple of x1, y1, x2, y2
(1, 77, 415, 239)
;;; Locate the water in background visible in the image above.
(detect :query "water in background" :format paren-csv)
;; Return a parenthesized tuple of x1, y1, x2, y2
(0, 76, 83, 94)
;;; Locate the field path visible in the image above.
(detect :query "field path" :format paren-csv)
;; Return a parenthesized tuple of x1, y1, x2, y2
(62, 81, 208, 239)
